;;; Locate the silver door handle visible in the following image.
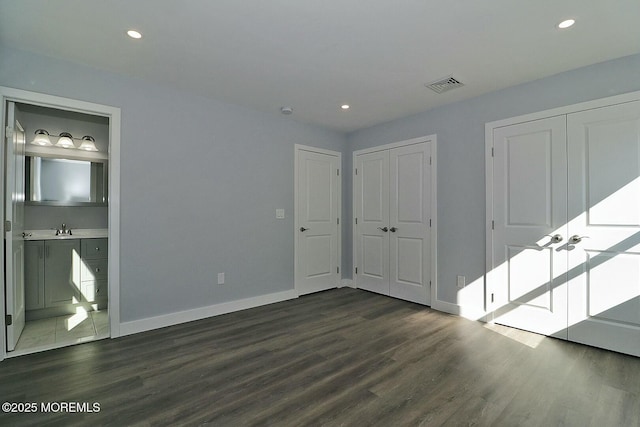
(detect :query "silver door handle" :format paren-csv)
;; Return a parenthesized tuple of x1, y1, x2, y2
(550, 234, 563, 243)
(389, 227, 397, 233)
(569, 235, 589, 244)
(378, 227, 388, 232)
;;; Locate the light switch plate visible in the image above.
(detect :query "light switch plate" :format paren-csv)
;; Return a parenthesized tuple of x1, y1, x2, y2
(457, 275, 465, 289)
(276, 209, 285, 219)
(217, 272, 225, 285)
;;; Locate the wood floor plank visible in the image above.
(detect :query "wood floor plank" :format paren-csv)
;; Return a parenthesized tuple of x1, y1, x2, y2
(1, 288, 639, 426)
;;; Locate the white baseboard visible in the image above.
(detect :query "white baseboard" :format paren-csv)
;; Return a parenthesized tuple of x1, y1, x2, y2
(431, 299, 459, 315)
(431, 299, 487, 322)
(340, 279, 354, 288)
(119, 289, 298, 337)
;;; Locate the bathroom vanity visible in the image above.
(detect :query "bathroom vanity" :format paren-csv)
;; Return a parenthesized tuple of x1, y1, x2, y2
(23, 230, 108, 320)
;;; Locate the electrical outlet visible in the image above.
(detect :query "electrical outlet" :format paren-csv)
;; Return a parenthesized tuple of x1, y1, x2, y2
(457, 275, 465, 289)
(217, 272, 225, 285)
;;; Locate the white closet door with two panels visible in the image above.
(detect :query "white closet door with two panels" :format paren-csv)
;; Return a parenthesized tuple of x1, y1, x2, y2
(566, 101, 640, 356)
(491, 116, 569, 338)
(354, 139, 433, 305)
(355, 150, 389, 295)
(389, 144, 431, 303)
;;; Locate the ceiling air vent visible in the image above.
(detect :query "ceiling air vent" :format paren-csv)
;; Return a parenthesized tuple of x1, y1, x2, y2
(425, 76, 464, 94)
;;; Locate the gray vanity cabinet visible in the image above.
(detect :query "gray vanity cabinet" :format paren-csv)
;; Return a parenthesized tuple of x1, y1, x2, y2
(24, 238, 108, 311)
(24, 241, 45, 310)
(44, 239, 82, 307)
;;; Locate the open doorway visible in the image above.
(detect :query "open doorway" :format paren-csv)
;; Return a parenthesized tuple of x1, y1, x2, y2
(1, 87, 120, 358)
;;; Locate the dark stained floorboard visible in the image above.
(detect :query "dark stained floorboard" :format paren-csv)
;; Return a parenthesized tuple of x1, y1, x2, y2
(0, 288, 639, 426)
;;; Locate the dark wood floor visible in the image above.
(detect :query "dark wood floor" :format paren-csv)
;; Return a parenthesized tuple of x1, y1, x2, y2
(1, 288, 639, 426)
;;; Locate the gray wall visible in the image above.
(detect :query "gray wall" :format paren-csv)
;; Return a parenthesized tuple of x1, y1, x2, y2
(1, 46, 346, 322)
(4, 43, 640, 324)
(24, 206, 108, 230)
(345, 53, 640, 312)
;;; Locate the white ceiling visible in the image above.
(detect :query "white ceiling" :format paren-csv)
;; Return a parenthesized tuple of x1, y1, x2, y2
(1, 1, 639, 132)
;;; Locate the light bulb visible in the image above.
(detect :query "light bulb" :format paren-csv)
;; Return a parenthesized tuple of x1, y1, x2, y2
(33, 129, 52, 146)
(56, 132, 75, 148)
(78, 135, 99, 151)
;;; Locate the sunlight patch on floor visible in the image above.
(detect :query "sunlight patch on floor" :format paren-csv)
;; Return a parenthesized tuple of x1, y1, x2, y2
(65, 306, 88, 331)
(483, 322, 545, 349)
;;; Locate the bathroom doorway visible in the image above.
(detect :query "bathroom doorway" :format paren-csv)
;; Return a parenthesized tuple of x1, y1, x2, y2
(0, 87, 120, 359)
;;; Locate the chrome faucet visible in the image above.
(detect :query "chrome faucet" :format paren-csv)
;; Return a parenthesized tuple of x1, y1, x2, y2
(56, 223, 72, 236)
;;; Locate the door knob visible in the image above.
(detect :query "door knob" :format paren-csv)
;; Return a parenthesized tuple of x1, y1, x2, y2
(389, 227, 397, 233)
(300, 227, 309, 232)
(378, 227, 388, 232)
(550, 234, 563, 243)
(569, 235, 588, 244)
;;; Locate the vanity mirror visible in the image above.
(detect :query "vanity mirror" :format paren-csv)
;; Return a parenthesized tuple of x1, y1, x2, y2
(25, 155, 108, 205)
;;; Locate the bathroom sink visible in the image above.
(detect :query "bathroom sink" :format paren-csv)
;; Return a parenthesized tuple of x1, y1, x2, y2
(22, 229, 108, 240)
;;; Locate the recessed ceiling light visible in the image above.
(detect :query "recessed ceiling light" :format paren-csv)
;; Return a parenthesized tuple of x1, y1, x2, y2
(558, 19, 575, 29)
(341, 104, 350, 110)
(127, 30, 142, 39)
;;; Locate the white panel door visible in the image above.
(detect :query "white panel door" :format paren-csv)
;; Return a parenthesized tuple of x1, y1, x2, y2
(5, 102, 26, 351)
(492, 116, 569, 337)
(355, 150, 390, 295)
(567, 101, 640, 356)
(296, 148, 340, 295)
(389, 143, 431, 304)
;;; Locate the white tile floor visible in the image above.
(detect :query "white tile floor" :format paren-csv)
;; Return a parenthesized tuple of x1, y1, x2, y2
(14, 310, 109, 353)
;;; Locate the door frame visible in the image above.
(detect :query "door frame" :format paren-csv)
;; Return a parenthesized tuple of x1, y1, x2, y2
(485, 89, 640, 318)
(352, 135, 438, 306)
(294, 144, 342, 296)
(0, 87, 121, 361)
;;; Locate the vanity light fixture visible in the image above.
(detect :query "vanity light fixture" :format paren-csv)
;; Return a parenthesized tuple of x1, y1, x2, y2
(32, 129, 53, 146)
(56, 132, 75, 149)
(341, 104, 350, 110)
(78, 135, 99, 152)
(29, 129, 100, 152)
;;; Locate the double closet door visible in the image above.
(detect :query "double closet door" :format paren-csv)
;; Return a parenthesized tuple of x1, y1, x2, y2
(354, 140, 432, 305)
(491, 100, 640, 357)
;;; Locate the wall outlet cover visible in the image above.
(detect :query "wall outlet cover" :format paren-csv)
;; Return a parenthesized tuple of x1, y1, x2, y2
(217, 272, 225, 285)
(457, 275, 465, 289)
(276, 209, 285, 219)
